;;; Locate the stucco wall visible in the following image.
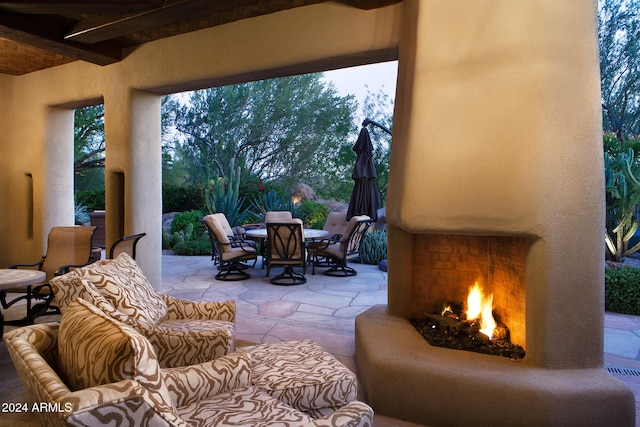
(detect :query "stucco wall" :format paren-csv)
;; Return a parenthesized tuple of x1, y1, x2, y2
(387, 0, 604, 368)
(0, 3, 402, 285)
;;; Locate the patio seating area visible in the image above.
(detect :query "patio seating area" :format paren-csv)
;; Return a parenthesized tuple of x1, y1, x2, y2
(2, 253, 640, 425)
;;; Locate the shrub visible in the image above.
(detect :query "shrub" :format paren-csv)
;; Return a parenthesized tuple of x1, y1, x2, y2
(360, 228, 387, 265)
(172, 239, 212, 256)
(605, 266, 640, 315)
(297, 200, 329, 229)
(163, 184, 204, 213)
(75, 190, 105, 211)
(170, 209, 205, 235)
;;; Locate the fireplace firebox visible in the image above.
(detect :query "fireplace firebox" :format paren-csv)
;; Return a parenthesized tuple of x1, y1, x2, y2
(411, 234, 527, 349)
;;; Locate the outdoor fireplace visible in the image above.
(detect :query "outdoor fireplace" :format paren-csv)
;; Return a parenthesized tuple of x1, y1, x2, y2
(355, 2, 635, 426)
(410, 234, 527, 354)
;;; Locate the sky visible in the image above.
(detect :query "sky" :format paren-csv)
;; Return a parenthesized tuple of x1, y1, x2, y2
(321, 60, 398, 113)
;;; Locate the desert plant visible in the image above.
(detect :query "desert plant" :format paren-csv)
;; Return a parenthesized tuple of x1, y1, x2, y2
(605, 145, 640, 261)
(205, 166, 249, 227)
(162, 227, 171, 249)
(360, 228, 387, 265)
(74, 202, 91, 225)
(250, 188, 298, 219)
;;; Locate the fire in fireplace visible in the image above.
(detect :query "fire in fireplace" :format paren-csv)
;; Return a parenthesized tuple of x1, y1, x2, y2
(410, 281, 526, 360)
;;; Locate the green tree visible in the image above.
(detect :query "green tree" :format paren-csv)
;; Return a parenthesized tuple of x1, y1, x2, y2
(162, 74, 357, 199)
(74, 104, 105, 191)
(599, 0, 640, 139)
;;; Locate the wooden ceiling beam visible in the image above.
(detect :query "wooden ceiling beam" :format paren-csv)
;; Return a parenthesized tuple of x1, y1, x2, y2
(65, 0, 256, 45)
(0, 13, 121, 65)
(0, 1, 161, 15)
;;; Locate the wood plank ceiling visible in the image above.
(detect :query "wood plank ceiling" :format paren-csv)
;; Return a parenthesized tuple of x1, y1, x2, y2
(0, 0, 401, 76)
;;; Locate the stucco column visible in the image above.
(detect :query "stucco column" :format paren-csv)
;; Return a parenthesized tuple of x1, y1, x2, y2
(42, 107, 76, 240)
(388, 0, 603, 368)
(104, 89, 162, 287)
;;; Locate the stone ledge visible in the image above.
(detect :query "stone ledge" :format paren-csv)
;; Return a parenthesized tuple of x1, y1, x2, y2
(355, 305, 635, 427)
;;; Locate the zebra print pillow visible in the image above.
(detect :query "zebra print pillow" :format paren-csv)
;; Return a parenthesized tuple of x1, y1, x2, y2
(57, 298, 174, 412)
(51, 253, 167, 324)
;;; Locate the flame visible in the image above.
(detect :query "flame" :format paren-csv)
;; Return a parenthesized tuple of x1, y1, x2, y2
(465, 282, 497, 339)
(441, 304, 452, 316)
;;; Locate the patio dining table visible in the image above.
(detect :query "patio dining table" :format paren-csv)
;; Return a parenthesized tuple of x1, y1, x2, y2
(0, 269, 46, 337)
(244, 228, 329, 240)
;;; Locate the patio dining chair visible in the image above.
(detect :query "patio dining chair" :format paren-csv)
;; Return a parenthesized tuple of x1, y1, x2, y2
(312, 216, 373, 276)
(203, 214, 257, 281)
(265, 220, 307, 285)
(1, 225, 96, 324)
(265, 210, 293, 223)
(109, 232, 146, 259)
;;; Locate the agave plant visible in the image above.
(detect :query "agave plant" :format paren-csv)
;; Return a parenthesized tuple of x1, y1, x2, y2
(605, 147, 640, 262)
(204, 165, 249, 227)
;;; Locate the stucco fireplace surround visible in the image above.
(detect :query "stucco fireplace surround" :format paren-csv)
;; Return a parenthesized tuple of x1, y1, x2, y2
(355, 1, 635, 426)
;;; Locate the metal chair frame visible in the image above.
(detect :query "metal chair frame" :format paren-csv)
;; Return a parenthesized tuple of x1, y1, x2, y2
(1, 226, 96, 325)
(313, 218, 373, 277)
(109, 233, 146, 260)
(202, 218, 257, 281)
(265, 222, 307, 286)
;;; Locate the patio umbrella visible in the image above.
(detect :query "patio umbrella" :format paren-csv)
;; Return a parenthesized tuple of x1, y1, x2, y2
(347, 127, 381, 221)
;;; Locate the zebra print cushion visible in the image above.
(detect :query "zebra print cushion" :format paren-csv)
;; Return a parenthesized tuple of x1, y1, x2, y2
(177, 385, 314, 426)
(57, 298, 175, 412)
(51, 253, 167, 324)
(244, 339, 358, 413)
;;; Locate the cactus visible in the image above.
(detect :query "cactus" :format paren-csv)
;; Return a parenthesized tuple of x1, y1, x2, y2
(183, 223, 194, 241)
(172, 232, 185, 247)
(360, 229, 387, 265)
(162, 228, 171, 249)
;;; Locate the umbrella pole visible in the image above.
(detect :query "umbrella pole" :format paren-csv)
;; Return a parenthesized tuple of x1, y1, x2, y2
(362, 118, 392, 136)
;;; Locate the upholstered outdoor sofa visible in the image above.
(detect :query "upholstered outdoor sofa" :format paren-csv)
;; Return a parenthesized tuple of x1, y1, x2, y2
(50, 253, 235, 368)
(5, 298, 374, 426)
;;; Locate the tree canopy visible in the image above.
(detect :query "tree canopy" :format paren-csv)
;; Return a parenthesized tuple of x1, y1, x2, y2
(599, 0, 640, 140)
(162, 74, 358, 199)
(74, 104, 105, 191)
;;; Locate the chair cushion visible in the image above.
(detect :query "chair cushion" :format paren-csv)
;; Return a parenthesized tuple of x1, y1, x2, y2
(244, 339, 358, 413)
(177, 385, 313, 427)
(57, 298, 174, 411)
(51, 253, 167, 324)
(203, 215, 231, 246)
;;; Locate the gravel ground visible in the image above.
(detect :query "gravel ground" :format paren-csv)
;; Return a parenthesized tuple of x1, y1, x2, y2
(620, 253, 640, 268)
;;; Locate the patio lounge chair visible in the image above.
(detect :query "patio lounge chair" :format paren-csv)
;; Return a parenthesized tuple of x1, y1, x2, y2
(50, 253, 236, 368)
(5, 298, 373, 427)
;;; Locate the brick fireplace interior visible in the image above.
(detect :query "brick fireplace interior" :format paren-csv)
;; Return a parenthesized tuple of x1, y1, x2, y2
(412, 234, 527, 348)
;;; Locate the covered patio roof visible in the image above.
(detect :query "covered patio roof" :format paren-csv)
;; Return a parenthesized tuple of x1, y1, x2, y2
(0, 0, 401, 75)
